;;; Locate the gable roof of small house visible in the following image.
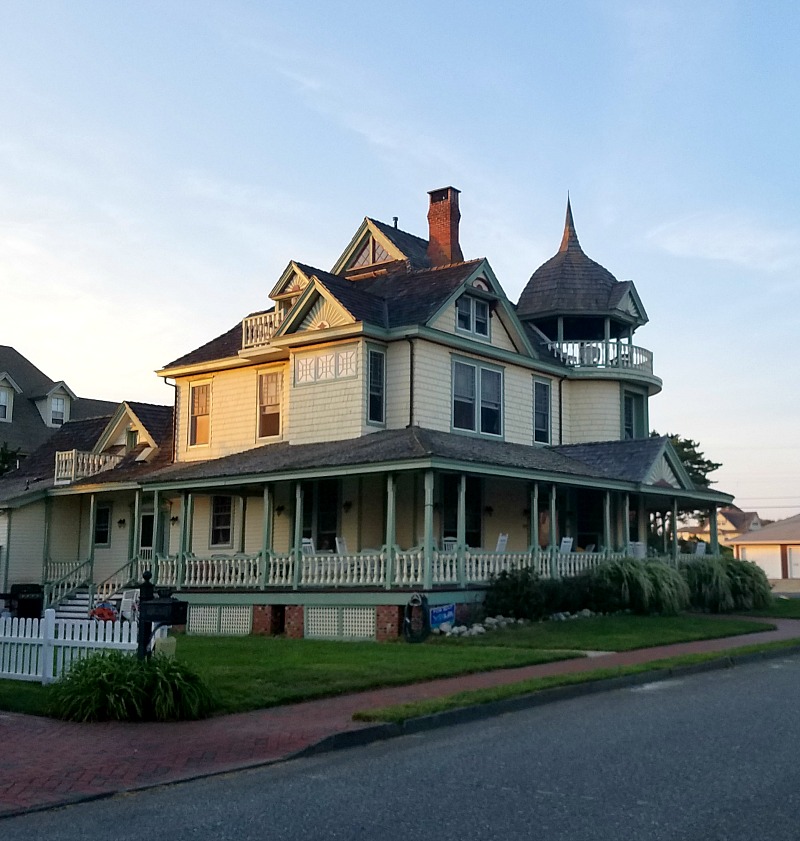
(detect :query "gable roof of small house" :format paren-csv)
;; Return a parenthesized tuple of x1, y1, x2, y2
(728, 513, 800, 545)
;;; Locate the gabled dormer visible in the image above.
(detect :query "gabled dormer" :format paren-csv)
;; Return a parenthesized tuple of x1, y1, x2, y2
(331, 217, 428, 280)
(33, 382, 77, 428)
(0, 372, 22, 423)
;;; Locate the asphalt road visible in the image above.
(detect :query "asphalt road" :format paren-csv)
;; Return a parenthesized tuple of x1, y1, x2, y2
(4, 654, 800, 840)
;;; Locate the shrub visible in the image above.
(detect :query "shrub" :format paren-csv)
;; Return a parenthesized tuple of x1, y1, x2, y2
(723, 558, 772, 611)
(680, 558, 734, 613)
(49, 651, 214, 722)
(645, 562, 691, 616)
(484, 567, 548, 620)
(591, 559, 654, 614)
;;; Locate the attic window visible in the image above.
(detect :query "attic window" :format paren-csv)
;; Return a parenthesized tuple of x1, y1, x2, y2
(456, 295, 490, 338)
(0, 386, 10, 422)
(351, 237, 391, 269)
(51, 396, 66, 426)
(126, 429, 139, 451)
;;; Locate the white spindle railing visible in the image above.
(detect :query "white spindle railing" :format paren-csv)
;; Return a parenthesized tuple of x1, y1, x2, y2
(266, 553, 294, 586)
(298, 551, 386, 587)
(394, 548, 425, 586)
(242, 310, 285, 349)
(546, 340, 653, 374)
(54, 450, 123, 485)
(465, 550, 535, 583)
(183, 554, 261, 589)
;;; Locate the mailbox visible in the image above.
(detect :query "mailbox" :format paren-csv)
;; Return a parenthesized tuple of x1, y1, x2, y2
(139, 597, 188, 625)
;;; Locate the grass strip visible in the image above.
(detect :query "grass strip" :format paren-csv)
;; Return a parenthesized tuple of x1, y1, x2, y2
(353, 638, 800, 724)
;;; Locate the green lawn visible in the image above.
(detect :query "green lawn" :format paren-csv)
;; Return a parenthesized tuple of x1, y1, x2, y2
(749, 597, 800, 619)
(0, 609, 785, 719)
(432, 614, 775, 652)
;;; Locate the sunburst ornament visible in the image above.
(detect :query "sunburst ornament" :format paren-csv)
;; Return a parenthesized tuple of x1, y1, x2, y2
(301, 298, 348, 331)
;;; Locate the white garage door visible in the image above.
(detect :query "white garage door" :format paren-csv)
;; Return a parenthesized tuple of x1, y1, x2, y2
(741, 546, 782, 578)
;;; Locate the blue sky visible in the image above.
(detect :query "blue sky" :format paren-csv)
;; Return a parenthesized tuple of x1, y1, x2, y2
(1, 1, 798, 517)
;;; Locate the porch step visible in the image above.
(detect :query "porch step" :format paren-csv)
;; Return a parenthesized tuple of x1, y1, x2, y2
(52, 588, 123, 621)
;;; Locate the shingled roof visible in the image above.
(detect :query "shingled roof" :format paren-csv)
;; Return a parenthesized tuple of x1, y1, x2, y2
(368, 218, 431, 269)
(516, 201, 643, 323)
(552, 436, 681, 486)
(163, 319, 244, 369)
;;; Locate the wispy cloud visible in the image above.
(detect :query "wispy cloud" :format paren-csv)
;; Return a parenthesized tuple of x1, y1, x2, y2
(647, 212, 800, 272)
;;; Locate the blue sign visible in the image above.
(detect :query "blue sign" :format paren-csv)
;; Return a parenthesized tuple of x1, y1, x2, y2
(429, 603, 456, 629)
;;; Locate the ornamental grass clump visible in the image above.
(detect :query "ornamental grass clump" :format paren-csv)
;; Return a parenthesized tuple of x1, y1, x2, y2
(723, 558, 772, 611)
(49, 650, 214, 723)
(644, 561, 691, 616)
(680, 558, 735, 613)
(592, 559, 653, 614)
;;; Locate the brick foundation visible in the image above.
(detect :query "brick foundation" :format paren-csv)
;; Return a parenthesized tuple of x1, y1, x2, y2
(376, 605, 403, 641)
(252, 605, 285, 635)
(284, 605, 304, 639)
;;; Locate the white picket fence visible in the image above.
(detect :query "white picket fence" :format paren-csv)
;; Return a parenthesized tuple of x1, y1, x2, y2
(0, 609, 143, 685)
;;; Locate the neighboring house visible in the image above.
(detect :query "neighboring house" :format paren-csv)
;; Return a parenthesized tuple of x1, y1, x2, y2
(678, 505, 764, 548)
(0, 346, 117, 466)
(0, 188, 733, 638)
(730, 514, 800, 581)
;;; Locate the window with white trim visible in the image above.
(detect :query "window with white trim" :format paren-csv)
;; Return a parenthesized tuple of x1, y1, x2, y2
(455, 295, 490, 338)
(367, 349, 385, 424)
(211, 496, 233, 547)
(189, 383, 210, 446)
(452, 360, 502, 436)
(622, 390, 646, 440)
(258, 371, 282, 438)
(0, 387, 10, 422)
(533, 378, 551, 444)
(51, 396, 66, 426)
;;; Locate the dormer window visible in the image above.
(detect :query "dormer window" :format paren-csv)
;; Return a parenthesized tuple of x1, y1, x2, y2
(0, 387, 10, 422)
(51, 396, 66, 426)
(351, 236, 391, 269)
(456, 295, 490, 338)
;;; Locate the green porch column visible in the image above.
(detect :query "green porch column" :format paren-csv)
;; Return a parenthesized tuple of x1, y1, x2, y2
(177, 492, 192, 589)
(709, 504, 719, 556)
(603, 491, 611, 556)
(151, 489, 161, 559)
(671, 497, 679, 562)
(531, 483, 539, 554)
(3, 509, 12, 593)
(549, 484, 558, 578)
(131, 488, 142, 562)
(623, 493, 631, 555)
(604, 317, 611, 366)
(238, 495, 246, 553)
(292, 481, 303, 590)
(88, 493, 97, 583)
(385, 474, 396, 590)
(557, 317, 564, 344)
(457, 473, 466, 587)
(41, 496, 52, 585)
(260, 484, 272, 589)
(423, 469, 434, 590)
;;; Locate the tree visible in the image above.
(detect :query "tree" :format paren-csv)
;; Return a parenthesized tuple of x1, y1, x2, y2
(651, 431, 722, 488)
(0, 442, 20, 477)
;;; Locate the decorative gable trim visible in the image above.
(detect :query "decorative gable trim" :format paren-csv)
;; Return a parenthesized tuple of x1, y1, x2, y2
(276, 279, 355, 337)
(93, 402, 158, 454)
(268, 261, 312, 301)
(0, 372, 23, 394)
(645, 454, 681, 488)
(613, 284, 649, 325)
(331, 219, 407, 276)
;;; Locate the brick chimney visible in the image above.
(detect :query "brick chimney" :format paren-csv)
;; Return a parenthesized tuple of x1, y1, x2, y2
(426, 186, 463, 267)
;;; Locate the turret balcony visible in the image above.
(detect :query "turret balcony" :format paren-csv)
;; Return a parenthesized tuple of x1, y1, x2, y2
(547, 340, 653, 374)
(242, 310, 285, 350)
(54, 450, 123, 485)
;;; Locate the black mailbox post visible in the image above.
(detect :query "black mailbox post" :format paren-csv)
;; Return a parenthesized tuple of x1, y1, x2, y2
(136, 571, 187, 659)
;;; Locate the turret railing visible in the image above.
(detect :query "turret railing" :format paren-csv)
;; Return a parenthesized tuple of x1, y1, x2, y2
(546, 340, 653, 374)
(242, 310, 285, 349)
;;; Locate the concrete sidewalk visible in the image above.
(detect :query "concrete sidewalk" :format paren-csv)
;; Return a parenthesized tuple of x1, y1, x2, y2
(2, 616, 800, 819)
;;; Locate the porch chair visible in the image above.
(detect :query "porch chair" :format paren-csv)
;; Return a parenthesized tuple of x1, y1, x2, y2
(301, 537, 316, 555)
(119, 589, 139, 622)
(558, 536, 574, 554)
(584, 543, 595, 553)
(335, 536, 348, 554)
(694, 542, 707, 556)
(495, 533, 508, 552)
(442, 537, 457, 552)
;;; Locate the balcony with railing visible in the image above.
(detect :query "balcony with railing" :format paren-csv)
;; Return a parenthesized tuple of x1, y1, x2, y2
(546, 340, 654, 374)
(54, 450, 123, 485)
(242, 310, 285, 350)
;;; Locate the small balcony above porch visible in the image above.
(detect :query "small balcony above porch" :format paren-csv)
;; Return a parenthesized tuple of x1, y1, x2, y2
(546, 339, 654, 374)
(242, 310, 285, 350)
(54, 450, 123, 485)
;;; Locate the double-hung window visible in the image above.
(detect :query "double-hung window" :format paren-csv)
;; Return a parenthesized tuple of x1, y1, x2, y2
(51, 396, 65, 426)
(211, 496, 233, 547)
(455, 296, 490, 338)
(367, 349, 385, 424)
(622, 391, 646, 440)
(258, 371, 282, 438)
(189, 383, 210, 446)
(0, 387, 10, 421)
(452, 360, 502, 436)
(94, 506, 111, 546)
(533, 379, 551, 444)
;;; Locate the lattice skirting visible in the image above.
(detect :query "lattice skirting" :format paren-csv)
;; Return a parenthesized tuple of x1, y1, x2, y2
(305, 606, 376, 640)
(187, 605, 253, 636)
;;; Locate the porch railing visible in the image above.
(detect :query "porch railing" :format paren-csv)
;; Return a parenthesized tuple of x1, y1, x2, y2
(54, 450, 123, 485)
(546, 340, 654, 375)
(242, 310, 285, 349)
(53, 547, 722, 596)
(43, 558, 93, 610)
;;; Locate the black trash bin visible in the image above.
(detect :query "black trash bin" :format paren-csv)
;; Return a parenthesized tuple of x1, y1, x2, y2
(10, 584, 44, 619)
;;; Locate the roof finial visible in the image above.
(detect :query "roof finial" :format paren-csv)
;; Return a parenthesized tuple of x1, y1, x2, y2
(559, 194, 581, 253)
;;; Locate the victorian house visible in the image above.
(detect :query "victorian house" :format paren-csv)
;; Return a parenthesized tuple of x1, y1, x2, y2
(0, 188, 733, 638)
